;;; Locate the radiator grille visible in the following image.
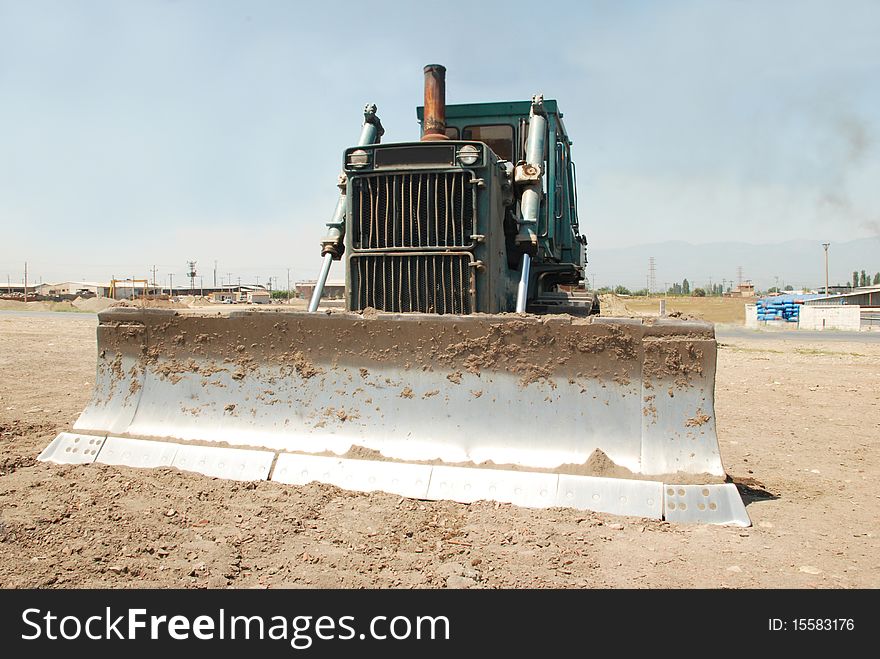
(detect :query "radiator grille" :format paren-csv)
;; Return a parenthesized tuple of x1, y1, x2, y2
(351, 172, 475, 249)
(350, 254, 473, 314)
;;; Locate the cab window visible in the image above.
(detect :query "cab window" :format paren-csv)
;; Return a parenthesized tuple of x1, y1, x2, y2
(462, 124, 514, 161)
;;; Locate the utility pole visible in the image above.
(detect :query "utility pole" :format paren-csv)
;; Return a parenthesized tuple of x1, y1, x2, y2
(199, 276, 203, 297)
(24, 261, 28, 303)
(737, 265, 743, 288)
(187, 261, 197, 291)
(169, 273, 173, 296)
(213, 260, 217, 288)
(648, 257, 656, 295)
(822, 243, 830, 295)
(150, 265, 158, 287)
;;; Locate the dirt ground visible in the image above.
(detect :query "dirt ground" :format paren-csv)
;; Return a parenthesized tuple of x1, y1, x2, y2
(601, 293, 757, 323)
(1, 311, 878, 589)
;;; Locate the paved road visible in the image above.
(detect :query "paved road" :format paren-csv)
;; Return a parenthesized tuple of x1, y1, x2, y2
(715, 324, 880, 343)
(0, 310, 97, 320)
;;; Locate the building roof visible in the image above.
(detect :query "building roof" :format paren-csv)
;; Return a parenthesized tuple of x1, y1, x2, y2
(757, 293, 826, 304)
(805, 287, 880, 305)
(44, 280, 161, 288)
(42, 281, 106, 288)
(809, 285, 879, 300)
(295, 280, 346, 287)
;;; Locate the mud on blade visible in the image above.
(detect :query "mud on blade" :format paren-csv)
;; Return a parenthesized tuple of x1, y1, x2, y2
(39, 308, 749, 526)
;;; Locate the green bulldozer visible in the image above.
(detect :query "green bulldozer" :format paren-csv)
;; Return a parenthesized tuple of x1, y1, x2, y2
(41, 65, 749, 526)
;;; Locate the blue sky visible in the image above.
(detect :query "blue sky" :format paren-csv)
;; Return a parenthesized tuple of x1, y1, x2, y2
(1, 0, 878, 287)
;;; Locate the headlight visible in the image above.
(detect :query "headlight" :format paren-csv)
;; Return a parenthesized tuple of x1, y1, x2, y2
(457, 144, 480, 166)
(347, 149, 369, 168)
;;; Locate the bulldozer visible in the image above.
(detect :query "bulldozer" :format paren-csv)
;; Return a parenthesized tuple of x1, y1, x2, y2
(39, 65, 749, 526)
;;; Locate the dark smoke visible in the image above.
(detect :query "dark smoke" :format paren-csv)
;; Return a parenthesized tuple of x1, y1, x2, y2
(836, 115, 870, 163)
(817, 114, 879, 237)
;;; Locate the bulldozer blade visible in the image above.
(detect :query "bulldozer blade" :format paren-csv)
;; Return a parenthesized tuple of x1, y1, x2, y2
(40, 307, 749, 526)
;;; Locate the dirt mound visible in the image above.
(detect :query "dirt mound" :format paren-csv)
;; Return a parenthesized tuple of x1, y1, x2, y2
(0, 300, 82, 313)
(598, 294, 650, 318)
(622, 295, 750, 324)
(72, 296, 116, 312)
(112, 298, 189, 309)
(598, 294, 748, 323)
(0, 300, 31, 311)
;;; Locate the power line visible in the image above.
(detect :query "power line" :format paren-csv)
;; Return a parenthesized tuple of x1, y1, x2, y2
(187, 261, 197, 291)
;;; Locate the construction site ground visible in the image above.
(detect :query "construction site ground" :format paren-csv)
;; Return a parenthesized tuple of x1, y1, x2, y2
(599, 293, 756, 323)
(1, 307, 878, 589)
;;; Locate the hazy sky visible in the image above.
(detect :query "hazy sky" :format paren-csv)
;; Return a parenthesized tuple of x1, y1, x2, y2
(2, 0, 879, 287)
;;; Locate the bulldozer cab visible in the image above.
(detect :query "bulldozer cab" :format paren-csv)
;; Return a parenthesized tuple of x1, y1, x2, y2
(418, 99, 570, 164)
(408, 98, 585, 304)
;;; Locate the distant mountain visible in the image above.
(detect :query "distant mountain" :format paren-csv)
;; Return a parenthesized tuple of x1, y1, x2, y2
(586, 238, 880, 292)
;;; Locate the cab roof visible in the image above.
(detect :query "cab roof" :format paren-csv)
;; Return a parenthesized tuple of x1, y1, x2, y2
(417, 99, 562, 120)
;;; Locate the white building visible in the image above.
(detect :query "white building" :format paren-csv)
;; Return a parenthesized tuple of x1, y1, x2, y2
(294, 279, 346, 300)
(38, 281, 110, 296)
(245, 290, 271, 304)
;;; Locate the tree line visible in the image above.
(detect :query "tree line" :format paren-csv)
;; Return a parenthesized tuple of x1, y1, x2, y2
(598, 270, 879, 297)
(851, 270, 880, 288)
(598, 279, 726, 297)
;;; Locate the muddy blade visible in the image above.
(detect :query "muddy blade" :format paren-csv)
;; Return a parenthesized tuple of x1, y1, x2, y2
(39, 307, 749, 526)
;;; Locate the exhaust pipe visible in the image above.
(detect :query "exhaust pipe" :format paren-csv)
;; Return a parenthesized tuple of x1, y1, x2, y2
(421, 64, 449, 141)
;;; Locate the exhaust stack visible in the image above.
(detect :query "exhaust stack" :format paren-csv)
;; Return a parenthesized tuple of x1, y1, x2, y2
(421, 64, 449, 141)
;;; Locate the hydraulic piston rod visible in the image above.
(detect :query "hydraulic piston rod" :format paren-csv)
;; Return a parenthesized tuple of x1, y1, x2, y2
(514, 95, 547, 312)
(311, 104, 383, 312)
(308, 253, 334, 313)
(515, 253, 532, 313)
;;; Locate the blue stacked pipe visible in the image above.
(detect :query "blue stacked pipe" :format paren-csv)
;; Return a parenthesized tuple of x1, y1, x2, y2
(756, 295, 801, 322)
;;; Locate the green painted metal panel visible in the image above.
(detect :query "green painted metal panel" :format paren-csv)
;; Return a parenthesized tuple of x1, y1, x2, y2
(417, 99, 560, 120)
